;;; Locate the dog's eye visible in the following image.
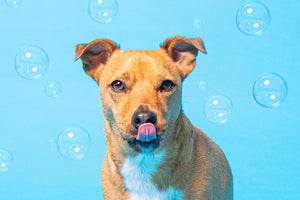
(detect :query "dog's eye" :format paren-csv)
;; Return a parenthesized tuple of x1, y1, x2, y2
(110, 80, 126, 92)
(160, 80, 175, 92)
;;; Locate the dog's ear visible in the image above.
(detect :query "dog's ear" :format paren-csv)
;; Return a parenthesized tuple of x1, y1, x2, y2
(161, 36, 206, 80)
(75, 39, 120, 82)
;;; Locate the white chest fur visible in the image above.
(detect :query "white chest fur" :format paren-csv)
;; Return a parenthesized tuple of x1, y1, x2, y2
(120, 151, 183, 200)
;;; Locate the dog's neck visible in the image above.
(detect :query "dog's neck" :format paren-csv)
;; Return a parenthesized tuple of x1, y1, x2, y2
(103, 109, 196, 191)
(150, 110, 195, 191)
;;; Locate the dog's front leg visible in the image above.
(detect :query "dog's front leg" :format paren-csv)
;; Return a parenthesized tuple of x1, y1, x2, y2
(101, 154, 130, 200)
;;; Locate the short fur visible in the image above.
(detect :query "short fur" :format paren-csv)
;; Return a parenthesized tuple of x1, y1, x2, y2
(75, 36, 233, 200)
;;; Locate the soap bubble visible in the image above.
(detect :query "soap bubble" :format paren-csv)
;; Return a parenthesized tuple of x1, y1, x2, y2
(0, 149, 13, 172)
(88, 0, 119, 23)
(194, 19, 201, 29)
(48, 138, 56, 148)
(57, 126, 92, 159)
(204, 95, 232, 124)
(198, 81, 207, 91)
(236, 1, 271, 36)
(5, 0, 22, 8)
(45, 81, 62, 97)
(253, 73, 287, 108)
(15, 46, 49, 80)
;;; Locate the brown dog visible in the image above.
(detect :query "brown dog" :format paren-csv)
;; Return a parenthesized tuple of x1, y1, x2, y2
(75, 36, 233, 200)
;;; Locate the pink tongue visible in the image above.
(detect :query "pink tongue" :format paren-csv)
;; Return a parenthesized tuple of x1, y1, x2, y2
(136, 123, 157, 142)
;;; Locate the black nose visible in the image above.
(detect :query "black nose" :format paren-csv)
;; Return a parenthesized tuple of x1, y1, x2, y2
(131, 111, 157, 129)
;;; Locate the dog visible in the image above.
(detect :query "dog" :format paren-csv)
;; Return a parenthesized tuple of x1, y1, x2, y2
(75, 36, 233, 200)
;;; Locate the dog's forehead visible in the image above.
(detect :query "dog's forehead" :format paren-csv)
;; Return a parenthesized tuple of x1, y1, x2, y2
(105, 49, 176, 81)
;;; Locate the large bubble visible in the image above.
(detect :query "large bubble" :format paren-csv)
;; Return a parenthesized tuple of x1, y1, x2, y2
(57, 126, 92, 159)
(236, 1, 271, 36)
(15, 46, 49, 80)
(88, 0, 119, 23)
(253, 73, 288, 108)
(204, 95, 233, 124)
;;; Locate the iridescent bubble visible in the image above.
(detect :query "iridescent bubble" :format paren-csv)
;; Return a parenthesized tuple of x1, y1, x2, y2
(45, 81, 62, 97)
(0, 149, 13, 172)
(236, 1, 271, 36)
(204, 95, 232, 124)
(253, 73, 288, 108)
(5, 0, 22, 8)
(194, 19, 201, 29)
(15, 46, 49, 80)
(57, 126, 92, 159)
(88, 0, 119, 23)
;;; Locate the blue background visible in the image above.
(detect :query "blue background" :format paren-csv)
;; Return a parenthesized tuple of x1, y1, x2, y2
(0, 0, 299, 199)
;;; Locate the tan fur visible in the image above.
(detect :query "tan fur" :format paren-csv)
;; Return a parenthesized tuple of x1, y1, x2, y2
(75, 36, 233, 200)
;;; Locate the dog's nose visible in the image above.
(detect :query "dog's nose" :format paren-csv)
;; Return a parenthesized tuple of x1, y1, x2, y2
(131, 111, 157, 129)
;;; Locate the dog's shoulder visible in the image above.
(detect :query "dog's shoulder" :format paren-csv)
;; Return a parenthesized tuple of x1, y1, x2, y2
(192, 125, 231, 173)
(189, 126, 233, 199)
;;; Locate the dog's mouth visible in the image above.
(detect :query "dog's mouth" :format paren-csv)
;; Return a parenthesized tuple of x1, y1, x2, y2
(128, 138, 160, 153)
(127, 123, 160, 153)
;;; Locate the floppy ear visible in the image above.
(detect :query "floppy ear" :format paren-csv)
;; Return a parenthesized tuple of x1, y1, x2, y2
(161, 36, 207, 80)
(75, 39, 120, 82)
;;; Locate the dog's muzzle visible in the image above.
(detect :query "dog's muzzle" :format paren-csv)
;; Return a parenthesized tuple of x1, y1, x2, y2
(129, 111, 160, 152)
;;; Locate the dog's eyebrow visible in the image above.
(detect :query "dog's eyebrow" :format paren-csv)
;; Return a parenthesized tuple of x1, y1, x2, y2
(151, 63, 177, 83)
(110, 71, 133, 82)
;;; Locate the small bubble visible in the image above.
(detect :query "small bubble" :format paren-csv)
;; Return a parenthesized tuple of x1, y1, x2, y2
(194, 19, 201, 29)
(0, 149, 13, 172)
(48, 139, 56, 148)
(45, 81, 62, 97)
(198, 81, 207, 91)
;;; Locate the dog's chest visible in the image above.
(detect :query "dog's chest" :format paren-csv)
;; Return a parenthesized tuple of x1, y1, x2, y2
(120, 151, 183, 200)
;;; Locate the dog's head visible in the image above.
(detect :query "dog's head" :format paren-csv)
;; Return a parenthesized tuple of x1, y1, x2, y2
(75, 36, 206, 154)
